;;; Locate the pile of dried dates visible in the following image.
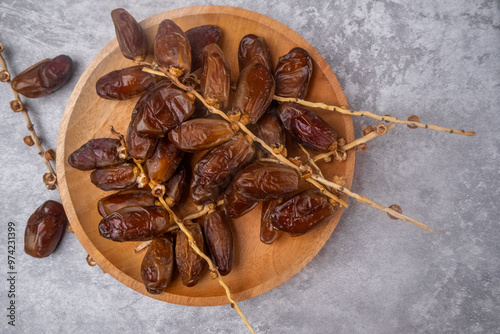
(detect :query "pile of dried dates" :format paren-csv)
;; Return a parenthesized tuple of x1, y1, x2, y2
(68, 8, 343, 295)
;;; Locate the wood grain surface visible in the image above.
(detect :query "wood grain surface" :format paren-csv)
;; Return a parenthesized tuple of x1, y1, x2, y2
(56, 5, 355, 306)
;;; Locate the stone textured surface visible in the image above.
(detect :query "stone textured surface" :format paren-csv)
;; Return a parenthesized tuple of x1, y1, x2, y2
(1, 0, 499, 333)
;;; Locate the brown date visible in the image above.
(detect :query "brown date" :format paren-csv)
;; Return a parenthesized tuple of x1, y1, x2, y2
(168, 118, 234, 152)
(154, 19, 191, 78)
(141, 237, 174, 294)
(278, 102, 337, 152)
(274, 47, 312, 99)
(231, 62, 275, 125)
(223, 184, 258, 219)
(146, 136, 184, 184)
(97, 189, 156, 217)
(164, 163, 188, 206)
(99, 206, 170, 242)
(238, 34, 273, 73)
(261, 199, 282, 244)
(11, 55, 73, 98)
(191, 133, 255, 205)
(96, 66, 157, 100)
(201, 43, 231, 110)
(255, 107, 286, 150)
(68, 138, 125, 171)
(204, 210, 233, 276)
(126, 121, 158, 161)
(186, 25, 222, 71)
(90, 163, 138, 191)
(271, 189, 336, 235)
(111, 8, 148, 61)
(24, 200, 68, 258)
(175, 223, 206, 287)
(232, 162, 299, 201)
(133, 83, 195, 137)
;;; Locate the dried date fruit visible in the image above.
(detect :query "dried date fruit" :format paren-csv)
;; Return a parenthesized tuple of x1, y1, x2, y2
(223, 184, 258, 219)
(141, 237, 174, 294)
(146, 137, 184, 184)
(231, 62, 275, 125)
(133, 84, 195, 137)
(175, 223, 206, 287)
(168, 118, 235, 152)
(99, 206, 170, 242)
(238, 34, 273, 73)
(68, 138, 125, 171)
(11, 55, 73, 98)
(274, 47, 312, 99)
(24, 200, 68, 258)
(201, 43, 231, 109)
(186, 25, 222, 71)
(90, 163, 139, 191)
(126, 121, 158, 161)
(164, 163, 188, 206)
(97, 189, 156, 217)
(111, 8, 148, 62)
(191, 133, 255, 205)
(154, 19, 191, 78)
(271, 189, 336, 235)
(204, 210, 233, 276)
(261, 199, 282, 244)
(96, 66, 157, 100)
(232, 162, 299, 201)
(255, 107, 286, 151)
(278, 102, 337, 152)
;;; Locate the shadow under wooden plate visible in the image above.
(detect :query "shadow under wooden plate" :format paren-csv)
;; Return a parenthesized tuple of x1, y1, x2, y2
(56, 5, 355, 306)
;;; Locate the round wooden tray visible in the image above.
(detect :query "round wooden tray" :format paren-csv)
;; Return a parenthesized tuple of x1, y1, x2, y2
(56, 5, 355, 306)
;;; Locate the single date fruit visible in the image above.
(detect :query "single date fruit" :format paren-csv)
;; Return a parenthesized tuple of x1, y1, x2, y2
(154, 19, 191, 78)
(24, 200, 68, 258)
(274, 47, 312, 99)
(141, 237, 175, 294)
(97, 189, 156, 217)
(238, 34, 273, 73)
(175, 223, 206, 287)
(11, 55, 73, 98)
(186, 25, 222, 71)
(111, 8, 148, 61)
(68, 138, 125, 171)
(90, 163, 139, 191)
(96, 66, 157, 100)
(204, 210, 233, 276)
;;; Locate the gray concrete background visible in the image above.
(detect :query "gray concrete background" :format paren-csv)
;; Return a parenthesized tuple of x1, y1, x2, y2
(1, 0, 499, 333)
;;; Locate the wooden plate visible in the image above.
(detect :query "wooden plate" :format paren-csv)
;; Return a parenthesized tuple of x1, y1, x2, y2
(56, 5, 355, 306)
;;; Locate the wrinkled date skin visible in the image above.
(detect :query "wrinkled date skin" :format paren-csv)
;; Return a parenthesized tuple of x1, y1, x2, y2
(168, 118, 234, 152)
(96, 66, 157, 100)
(255, 108, 286, 150)
(126, 120, 158, 161)
(271, 190, 336, 235)
(133, 84, 195, 137)
(231, 62, 275, 125)
(68, 138, 125, 171)
(232, 162, 299, 201)
(191, 133, 256, 205)
(24, 200, 68, 258)
(164, 163, 188, 206)
(141, 237, 174, 294)
(111, 8, 148, 61)
(12, 55, 73, 98)
(278, 102, 338, 152)
(201, 43, 231, 110)
(97, 189, 156, 217)
(260, 199, 282, 244)
(154, 19, 191, 78)
(223, 184, 258, 219)
(90, 163, 138, 191)
(238, 34, 273, 73)
(204, 210, 233, 276)
(274, 47, 312, 99)
(186, 25, 222, 71)
(175, 223, 206, 287)
(146, 137, 184, 184)
(99, 206, 170, 242)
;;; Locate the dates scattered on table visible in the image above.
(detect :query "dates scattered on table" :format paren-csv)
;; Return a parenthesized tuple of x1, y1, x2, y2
(67, 10, 343, 294)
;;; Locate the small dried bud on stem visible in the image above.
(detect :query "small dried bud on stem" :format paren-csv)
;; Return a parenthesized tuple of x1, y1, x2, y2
(362, 125, 374, 136)
(23, 136, 34, 146)
(0, 70, 10, 82)
(407, 115, 420, 129)
(44, 149, 56, 161)
(43, 173, 57, 190)
(86, 254, 97, 266)
(10, 100, 24, 112)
